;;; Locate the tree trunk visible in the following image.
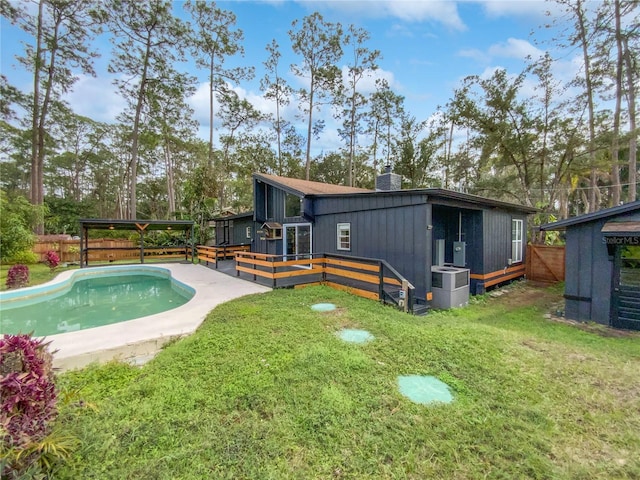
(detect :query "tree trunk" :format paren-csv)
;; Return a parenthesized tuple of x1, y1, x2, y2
(129, 40, 152, 219)
(165, 142, 175, 218)
(611, 0, 623, 206)
(575, 0, 598, 212)
(623, 36, 637, 202)
(30, 0, 44, 227)
(305, 80, 315, 181)
(208, 55, 215, 168)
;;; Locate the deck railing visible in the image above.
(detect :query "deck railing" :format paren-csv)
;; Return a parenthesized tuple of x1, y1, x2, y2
(232, 251, 415, 313)
(196, 244, 251, 268)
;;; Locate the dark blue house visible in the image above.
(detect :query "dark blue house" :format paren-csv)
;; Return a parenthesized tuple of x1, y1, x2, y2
(211, 211, 254, 246)
(541, 201, 640, 330)
(251, 172, 536, 305)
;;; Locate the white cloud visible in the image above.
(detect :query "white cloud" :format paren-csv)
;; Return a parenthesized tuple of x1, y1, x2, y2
(458, 48, 491, 64)
(63, 75, 125, 123)
(340, 66, 398, 95)
(476, 0, 559, 19)
(385, 1, 465, 30)
(488, 38, 544, 61)
(296, 0, 466, 30)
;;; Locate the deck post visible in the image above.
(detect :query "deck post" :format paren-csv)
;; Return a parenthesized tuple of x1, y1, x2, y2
(322, 254, 327, 283)
(271, 256, 276, 288)
(378, 261, 384, 302)
(401, 279, 409, 313)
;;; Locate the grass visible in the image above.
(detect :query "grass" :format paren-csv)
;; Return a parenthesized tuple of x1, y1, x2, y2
(52, 283, 639, 479)
(0, 263, 79, 291)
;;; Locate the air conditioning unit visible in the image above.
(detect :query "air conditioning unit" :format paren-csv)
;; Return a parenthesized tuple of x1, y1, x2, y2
(431, 266, 470, 309)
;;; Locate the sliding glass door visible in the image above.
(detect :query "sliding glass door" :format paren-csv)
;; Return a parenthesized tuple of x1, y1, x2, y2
(284, 223, 312, 262)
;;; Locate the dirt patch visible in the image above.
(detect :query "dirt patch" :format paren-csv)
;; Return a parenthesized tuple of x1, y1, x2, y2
(486, 280, 561, 310)
(486, 281, 640, 338)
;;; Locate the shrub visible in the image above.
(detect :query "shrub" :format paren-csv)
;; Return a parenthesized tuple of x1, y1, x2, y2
(6, 250, 38, 265)
(5, 264, 29, 289)
(0, 191, 43, 263)
(0, 334, 61, 478)
(44, 250, 60, 271)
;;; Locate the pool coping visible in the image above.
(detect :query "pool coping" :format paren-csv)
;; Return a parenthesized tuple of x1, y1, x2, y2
(1, 263, 271, 370)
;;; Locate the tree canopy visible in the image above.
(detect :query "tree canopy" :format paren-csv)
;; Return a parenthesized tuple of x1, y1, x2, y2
(0, 0, 638, 239)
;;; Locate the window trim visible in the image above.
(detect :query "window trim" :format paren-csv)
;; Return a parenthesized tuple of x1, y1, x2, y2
(337, 223, 351, 251)
(512, 218, 523, 263)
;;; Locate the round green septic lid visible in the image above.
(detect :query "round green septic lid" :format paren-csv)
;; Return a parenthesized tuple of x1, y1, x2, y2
(337, 329, 374, 343)
(397, 375, 453, 404)
(311, 303, 336, 312)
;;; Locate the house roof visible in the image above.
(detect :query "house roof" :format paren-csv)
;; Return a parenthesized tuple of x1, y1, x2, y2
(540, 201, 640, 230)
(254, 173, 372, 196)
(254, 173, 537, 214)
(210, 211, 253, 222)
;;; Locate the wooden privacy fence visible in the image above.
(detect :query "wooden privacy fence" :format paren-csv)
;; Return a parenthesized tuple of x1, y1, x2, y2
(34, 238, 135, 263)
(81, 244, 192, 265)
(228, 251, 416, 313)
(195, 244, 251, 268)
(526, 244, 565, 283)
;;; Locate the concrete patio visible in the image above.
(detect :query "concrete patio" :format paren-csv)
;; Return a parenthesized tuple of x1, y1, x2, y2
(44, 263, 270, 370)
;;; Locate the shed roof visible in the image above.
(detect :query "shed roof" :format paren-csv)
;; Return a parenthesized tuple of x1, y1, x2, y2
(601, 221, 640, 236)
(540, 201, 640, 230)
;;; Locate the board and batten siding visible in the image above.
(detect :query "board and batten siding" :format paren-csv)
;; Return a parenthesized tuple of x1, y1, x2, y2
(481, 209, 527, 273)
(313, 199, 431, 298)
(564, 222, 605, 322)
(563, 210, 640, 325)
(313, 193, 426, 216)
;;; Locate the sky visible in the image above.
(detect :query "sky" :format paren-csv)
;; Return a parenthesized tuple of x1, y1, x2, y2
(0, 0, 583, 155)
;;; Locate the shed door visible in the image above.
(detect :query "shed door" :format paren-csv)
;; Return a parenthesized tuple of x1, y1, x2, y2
(611, 245, 640, 330)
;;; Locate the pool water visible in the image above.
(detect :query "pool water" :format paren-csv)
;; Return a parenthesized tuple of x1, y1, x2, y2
(0, 270, 194, 336)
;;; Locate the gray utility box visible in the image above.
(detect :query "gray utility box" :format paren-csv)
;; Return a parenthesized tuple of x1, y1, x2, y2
(431, 266, 470, 309)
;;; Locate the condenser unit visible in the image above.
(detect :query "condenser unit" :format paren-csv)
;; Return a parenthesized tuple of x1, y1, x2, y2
(431, 265, 470, 309)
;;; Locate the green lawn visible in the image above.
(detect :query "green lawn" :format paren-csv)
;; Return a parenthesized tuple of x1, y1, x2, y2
(55, 283, 639, 479)
(0, 263, 79, 291)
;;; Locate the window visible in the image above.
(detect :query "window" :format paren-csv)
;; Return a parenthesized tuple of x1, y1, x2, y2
(512, 219, 523, 263)
(285, 193, 301, 217)
(337, 223, 351, 251)
(266, 185, 274, 219)
(245, 226, 252, 239)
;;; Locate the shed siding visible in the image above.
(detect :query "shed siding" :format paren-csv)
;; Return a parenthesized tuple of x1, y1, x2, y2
(563, 210, 640, 325)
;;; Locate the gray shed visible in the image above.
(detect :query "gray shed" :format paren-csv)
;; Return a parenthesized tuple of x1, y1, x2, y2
(541, 201, 640, 330)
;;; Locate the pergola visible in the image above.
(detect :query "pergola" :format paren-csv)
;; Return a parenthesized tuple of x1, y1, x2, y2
(79, 218, 195, 268)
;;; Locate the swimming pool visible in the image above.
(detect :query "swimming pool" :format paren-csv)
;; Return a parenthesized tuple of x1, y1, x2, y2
(0, 266, 195, 336)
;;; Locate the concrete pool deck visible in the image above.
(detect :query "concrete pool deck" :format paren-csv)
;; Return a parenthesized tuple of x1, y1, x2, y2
(35, 263, 271, 371)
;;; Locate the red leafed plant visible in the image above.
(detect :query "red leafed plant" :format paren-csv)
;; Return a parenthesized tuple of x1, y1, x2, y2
(44, 250, 60, 271)
(0, 334, 58, 477)
(5, 264, 29, 289)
